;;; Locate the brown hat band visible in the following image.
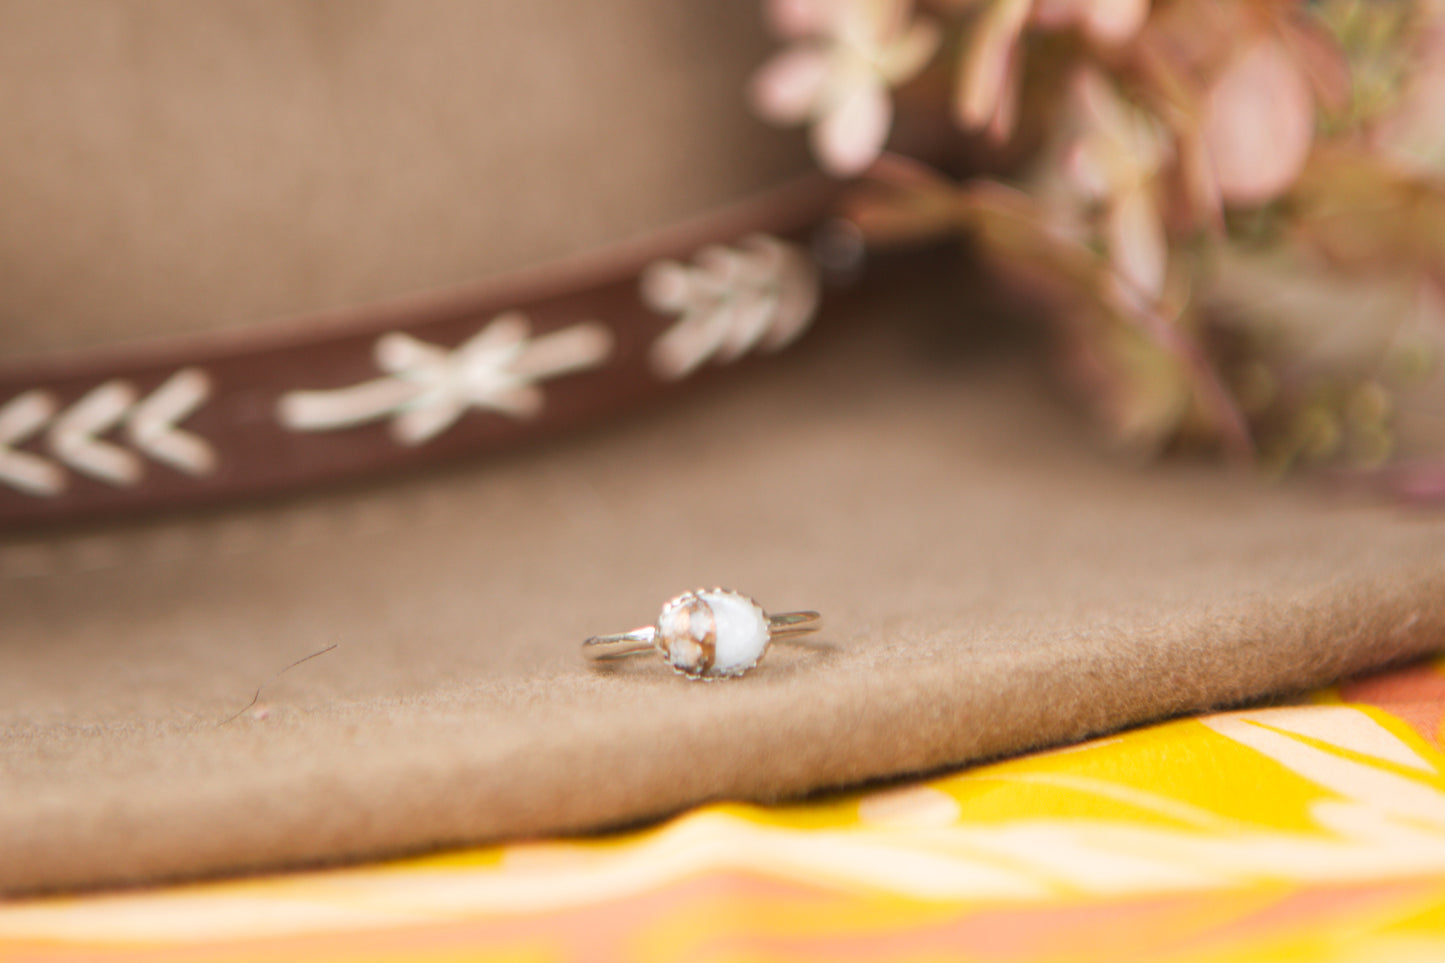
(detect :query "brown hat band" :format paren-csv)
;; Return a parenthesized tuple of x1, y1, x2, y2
(0, 178, 841, 530)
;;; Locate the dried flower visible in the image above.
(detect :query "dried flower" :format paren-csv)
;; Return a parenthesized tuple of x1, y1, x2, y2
(1200, 39, 1317, 205)
(751, 0, 941, 176)
(1061, 70, 1170, 302)
(954, 0, 1149, 140)
(753, 0, 1445, 483)
(1367, 0, 1445, 175)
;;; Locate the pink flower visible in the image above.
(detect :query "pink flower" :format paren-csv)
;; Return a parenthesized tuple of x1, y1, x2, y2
(1031, 0, 1152, 45)
(956, 0, 1150, 140)
(1371, 0, 1445, 176)
(1063, 70, 1171, 303)
(1201, 38, 1316, 206)
(751, 0, 942, 176)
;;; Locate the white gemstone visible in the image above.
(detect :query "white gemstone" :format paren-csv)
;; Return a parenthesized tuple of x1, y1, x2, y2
(656, 589, 770, 677)
(703, 590, 769, 674)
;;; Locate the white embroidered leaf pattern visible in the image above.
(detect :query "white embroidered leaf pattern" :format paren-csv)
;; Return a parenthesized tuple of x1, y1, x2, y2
(643, 233, 820, 380)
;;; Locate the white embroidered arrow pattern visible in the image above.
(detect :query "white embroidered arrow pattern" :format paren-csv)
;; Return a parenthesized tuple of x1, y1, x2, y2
(642, 233, 820, 380)
(0, 391, 63, 496)
(277, 313, 614, 445)
(0, 369, 215, 496)
(123, 369, 218, 477)
(48, 380, 143, 487)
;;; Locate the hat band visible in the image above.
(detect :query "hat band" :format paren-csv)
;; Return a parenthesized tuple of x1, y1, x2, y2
(0, 178, 840, 530)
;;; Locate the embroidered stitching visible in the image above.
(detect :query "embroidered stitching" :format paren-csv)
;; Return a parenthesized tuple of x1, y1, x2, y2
(0, 391, 63, 496)
(642, 233, 820, 380)
(276, 312, 614, 445)
(0, 369, 215, 496)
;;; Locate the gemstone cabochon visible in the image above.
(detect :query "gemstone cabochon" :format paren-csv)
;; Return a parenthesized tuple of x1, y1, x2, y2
(656, 589, 770, 678)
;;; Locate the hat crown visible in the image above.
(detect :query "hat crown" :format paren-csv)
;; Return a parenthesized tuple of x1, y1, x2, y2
(0, 1, 807, 358)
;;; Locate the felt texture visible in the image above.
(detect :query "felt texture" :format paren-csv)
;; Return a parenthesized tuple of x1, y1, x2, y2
(0, 0, 805, 355)
(3, 276, 1444, 895)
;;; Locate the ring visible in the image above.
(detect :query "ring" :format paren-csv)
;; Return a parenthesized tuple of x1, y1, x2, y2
(583, 588, 822, 679)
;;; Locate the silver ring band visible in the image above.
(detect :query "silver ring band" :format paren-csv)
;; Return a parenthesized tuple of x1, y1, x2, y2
(583, 589, 821, 679)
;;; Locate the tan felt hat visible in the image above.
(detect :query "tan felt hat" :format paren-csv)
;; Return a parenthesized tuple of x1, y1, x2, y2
(3, 2, 1444, 895)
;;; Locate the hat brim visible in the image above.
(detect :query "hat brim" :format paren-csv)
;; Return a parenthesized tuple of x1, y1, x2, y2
(4, 277, 1443, 895)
